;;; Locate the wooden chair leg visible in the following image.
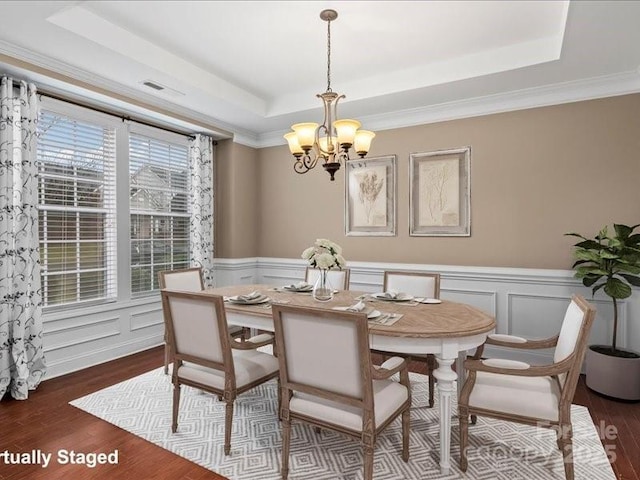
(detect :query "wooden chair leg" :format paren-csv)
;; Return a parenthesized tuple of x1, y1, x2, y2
(224, 400, 234, 455)
(459, 407, 469, 471)
(401, 408, 410, 462)
(171, 383, 180, 433)
(363, 444, 374, 480)
(164, 343, 170, 375)
(560, 423, 574, 480)
(281, 418, 291, 480)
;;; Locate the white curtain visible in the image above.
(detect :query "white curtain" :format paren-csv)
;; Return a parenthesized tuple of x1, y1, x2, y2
(0, 76, 46, 400)
(189, 134, 215, 287)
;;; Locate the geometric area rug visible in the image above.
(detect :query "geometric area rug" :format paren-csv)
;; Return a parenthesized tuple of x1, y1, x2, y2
(70, 368, 615, 480)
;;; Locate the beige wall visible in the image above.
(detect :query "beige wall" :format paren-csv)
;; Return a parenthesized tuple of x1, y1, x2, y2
(215, 139, 260, 258)
(255, 94, 640, 269)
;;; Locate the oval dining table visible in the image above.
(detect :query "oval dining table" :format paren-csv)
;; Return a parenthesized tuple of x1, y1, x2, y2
(204, 284, 496, 474)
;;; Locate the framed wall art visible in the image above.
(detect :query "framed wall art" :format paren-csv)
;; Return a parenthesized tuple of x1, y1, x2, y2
(409, 147, 470, 236)
(345, 155, 396, 236)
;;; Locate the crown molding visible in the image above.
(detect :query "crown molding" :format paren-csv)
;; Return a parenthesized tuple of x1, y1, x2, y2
(2, 39, 639, 150)
(0, 39, 247, 139)
(256, 70, 640, 149)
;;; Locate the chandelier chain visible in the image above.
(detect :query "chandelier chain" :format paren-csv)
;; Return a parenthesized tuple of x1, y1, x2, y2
(326, 17, 332, 92)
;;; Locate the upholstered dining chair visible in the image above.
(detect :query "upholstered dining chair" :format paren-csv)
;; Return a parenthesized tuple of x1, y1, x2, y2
(305, 267, 351, 290)
(161, 290, 280, 455)
(458, 294, 596, 480)
(158, 267, 245, 374)
(373, 271, 440, 407)
(271, 304, 411, 480)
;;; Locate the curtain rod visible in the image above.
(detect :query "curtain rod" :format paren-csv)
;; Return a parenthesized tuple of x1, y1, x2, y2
(38, 90, 214, 143)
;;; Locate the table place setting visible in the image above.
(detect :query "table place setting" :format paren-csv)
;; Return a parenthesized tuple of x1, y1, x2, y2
(332, 300, 403, 326)
(356, 293, 442, 306)
(224, 291, 271, 305)
(273, 281, 314, 293)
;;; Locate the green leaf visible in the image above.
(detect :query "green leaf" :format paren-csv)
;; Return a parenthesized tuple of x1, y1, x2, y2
(619, 273, 640, 287)
(574, 249, 603, 262)
(575, 266, 608, 276)
(599, 250, 620, 259)
(565, 232, 586, 239)
(627, 233, 640, 246)
(616, 264, 640, 275)
(582, 275, 601, 287)
(604, 277, 632, 299)
(575, 240, 603, 250)
(614, 224, 633, 240)
(571, 260, 589, 268)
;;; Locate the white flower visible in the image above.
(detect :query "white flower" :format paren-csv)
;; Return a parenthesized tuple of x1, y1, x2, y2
(315, 252, 335, 270)
(301, 239, 346, 270)
(301, 247, 315, 260)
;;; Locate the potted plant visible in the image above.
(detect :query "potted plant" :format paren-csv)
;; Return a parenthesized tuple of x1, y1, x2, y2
(566, 223, 640, 400)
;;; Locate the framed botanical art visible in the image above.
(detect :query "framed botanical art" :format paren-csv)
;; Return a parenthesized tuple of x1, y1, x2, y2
(409, 147, 471, 236)
(345, 155, 396, 236)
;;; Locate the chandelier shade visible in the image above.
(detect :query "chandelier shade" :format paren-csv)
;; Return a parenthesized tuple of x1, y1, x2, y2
(284, 9, 375, 181)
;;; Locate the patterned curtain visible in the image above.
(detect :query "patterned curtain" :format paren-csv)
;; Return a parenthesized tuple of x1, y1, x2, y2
(0, 77, 46, 400)
(189, 134, 215, 287)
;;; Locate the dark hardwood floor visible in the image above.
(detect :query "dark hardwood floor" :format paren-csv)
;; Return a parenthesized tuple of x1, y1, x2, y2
(1, 347, 638, 479)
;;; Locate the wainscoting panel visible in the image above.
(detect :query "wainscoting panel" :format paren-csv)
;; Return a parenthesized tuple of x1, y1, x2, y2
(42, 257, 639, 380)
(43, 297, 165, 379)
(226, 257, 640, 366)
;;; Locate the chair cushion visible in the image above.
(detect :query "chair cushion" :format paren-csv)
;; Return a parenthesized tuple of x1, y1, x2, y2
(289, 379, 408, 431)
(468, 359, 561, 421)
(178, 349, 278, 390)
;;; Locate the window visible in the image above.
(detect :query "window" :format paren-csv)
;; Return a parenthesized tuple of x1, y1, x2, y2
(37, 110, 117, 307)
(129, 132, 190, 295)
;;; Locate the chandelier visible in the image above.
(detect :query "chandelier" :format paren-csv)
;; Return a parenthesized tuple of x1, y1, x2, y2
(283, 9, 375, 181)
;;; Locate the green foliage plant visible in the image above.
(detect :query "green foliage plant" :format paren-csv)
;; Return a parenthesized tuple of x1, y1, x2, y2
(566, 224, 640, 355)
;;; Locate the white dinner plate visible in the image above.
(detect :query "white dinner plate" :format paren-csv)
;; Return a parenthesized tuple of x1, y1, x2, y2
(371, 292, 414, 302)
(367, 309, 381, 319)
(418, 298, 442, 304)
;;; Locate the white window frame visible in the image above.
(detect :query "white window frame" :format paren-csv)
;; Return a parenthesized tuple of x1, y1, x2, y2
(38, 98, 121, 311)
(38, 97, 193, 311)
(128, 123, 191, 298)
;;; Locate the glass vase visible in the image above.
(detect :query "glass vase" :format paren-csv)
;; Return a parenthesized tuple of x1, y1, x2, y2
(312, 269, 334, 302)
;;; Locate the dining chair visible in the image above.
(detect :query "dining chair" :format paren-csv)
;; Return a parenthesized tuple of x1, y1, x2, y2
(305, 267, 351, 290)
(272, 303, 411, 480)
(458, 294, 596, 480)
(158, 267, 245, 374)
(373, 270, 440, 407)
(161, 290, 280, 455)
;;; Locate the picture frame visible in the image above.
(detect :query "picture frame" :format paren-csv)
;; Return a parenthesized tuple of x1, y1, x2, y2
(345, 155, 396, 236)
(409, 147, 471, 236)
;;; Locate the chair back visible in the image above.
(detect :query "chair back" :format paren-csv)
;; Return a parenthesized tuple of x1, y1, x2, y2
(161, 290, 230, 367)
(554, 295, 596, 389)
(158, 267, 204, 291)
(272, 304, 371, 401)
(384, 271, 440, 298)
(305, 267, 351, 290)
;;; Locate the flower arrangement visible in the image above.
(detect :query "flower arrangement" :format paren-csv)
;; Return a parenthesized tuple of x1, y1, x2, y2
(301, 238, 346, 270)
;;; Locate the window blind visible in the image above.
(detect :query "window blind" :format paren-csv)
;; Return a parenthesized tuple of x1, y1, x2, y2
(37, 111, 117, 307)
(129, 133, 190, 295)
